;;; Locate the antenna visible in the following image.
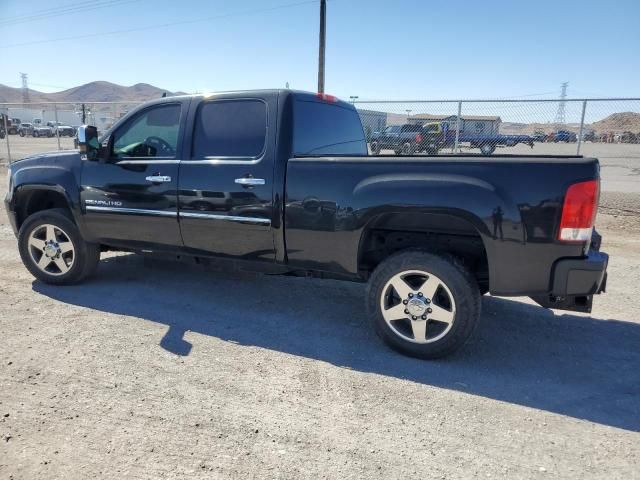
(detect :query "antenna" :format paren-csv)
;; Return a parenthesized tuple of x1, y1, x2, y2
(20, 72, 30, 103)
(554, 82, 568, 124)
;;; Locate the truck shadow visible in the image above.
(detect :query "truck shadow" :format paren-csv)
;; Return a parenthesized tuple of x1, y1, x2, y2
(33, 255, 640, 432)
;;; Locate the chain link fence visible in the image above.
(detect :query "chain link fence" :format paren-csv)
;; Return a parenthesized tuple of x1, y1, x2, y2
(1, 98, 639, 171)
(0, 101, 144, 163)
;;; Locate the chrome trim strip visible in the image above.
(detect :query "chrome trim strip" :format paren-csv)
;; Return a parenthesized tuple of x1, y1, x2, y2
(179, 211, 271, 225)
(85, 206, 177, 217)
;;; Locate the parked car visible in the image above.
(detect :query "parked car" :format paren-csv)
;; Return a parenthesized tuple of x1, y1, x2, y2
(531, 132, 547, 142)
(0, 114, 7, 139)
(554, 130, 577, 143)
(18, 122, 34, 137)
(4, 90, 608, 359)
(47, 121, 75, 137)
(31, 125, 54, 138)
(7, 118, 21, 135)
(369, 123, 425, 155)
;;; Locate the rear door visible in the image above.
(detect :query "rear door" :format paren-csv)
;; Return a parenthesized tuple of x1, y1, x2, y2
(177, 94, 276, 261)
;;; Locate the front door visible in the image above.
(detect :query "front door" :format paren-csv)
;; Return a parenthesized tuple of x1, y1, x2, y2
(81, 101, 187, 249)
(178, 95, 276, 261)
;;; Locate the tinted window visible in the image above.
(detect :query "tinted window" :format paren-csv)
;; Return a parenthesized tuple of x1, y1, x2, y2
(294, 99, 366, 155)
(400, 124, 422, 133)
(112, 104, 181, 159)
(192, 100, 266, 159)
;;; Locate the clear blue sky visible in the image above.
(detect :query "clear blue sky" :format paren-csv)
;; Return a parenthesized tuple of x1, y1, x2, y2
(0, 0, 639, 100)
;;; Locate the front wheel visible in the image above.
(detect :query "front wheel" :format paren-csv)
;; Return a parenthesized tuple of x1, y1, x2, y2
(18, 209, 100, 285)
(366, 250, 481, 359)
(370, 141, 380, 155)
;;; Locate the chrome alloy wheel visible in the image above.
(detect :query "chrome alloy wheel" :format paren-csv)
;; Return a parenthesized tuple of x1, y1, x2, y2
(27, 224, 75, 276)
(379, 269, 456, 344)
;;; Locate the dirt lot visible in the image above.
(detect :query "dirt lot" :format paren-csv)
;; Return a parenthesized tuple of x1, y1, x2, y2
(0, 159, 639, 478)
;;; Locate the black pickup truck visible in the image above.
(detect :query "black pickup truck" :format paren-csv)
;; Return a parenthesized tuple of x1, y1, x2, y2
(4, 90, 608, 358)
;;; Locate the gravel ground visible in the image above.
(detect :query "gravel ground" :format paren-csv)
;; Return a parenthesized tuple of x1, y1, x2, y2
(0, 166, 639, 479)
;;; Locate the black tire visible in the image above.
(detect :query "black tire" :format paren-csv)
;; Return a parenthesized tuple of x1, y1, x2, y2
(401, 142, 415, 155)
(19, 131, 25, 137)
(366, 250, 481, 359)
(18, 208, 100, 285)
(33, 131, 39, 138)
(479, 143, 495, 155)
(370, 141, 380, 155)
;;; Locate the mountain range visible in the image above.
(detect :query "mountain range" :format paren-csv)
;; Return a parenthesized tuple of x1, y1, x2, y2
(0, 81, 184, 104)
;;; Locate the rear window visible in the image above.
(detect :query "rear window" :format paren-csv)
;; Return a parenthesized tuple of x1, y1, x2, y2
(400, 124, 422, 132)
(192, 99, 267, 159)
(294, 99, 366, 155)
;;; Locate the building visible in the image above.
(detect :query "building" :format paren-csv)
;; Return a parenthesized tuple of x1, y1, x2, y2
(408, 114, 502, 135)
(357, 109, 387, 139)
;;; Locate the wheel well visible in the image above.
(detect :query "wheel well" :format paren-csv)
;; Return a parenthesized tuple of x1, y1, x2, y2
(16, 189, 71, 230)
(358, 213, 489, 290)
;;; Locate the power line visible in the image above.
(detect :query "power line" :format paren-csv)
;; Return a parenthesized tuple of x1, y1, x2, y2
(0, 0, 320, 48)
(0, 0, 139, 27)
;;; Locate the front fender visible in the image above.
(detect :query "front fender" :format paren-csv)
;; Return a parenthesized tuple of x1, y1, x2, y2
(7, 153, 85, 234)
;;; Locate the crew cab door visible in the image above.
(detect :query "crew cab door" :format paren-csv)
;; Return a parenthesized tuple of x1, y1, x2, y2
(177, 95, 276, 261)
(80, 101, 187, 248)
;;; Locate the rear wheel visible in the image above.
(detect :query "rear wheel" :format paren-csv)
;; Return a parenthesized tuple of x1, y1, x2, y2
(366, 250, 481, 359)
(401, 142, 415, 155)
(480, 143, 495, 155)
(18, 209, 100, 285)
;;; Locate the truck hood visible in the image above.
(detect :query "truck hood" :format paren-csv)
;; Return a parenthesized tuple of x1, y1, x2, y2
(11, 150, 82, 169)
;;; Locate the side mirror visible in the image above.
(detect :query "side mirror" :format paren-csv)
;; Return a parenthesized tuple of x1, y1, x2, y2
(77, 125, 100, 160)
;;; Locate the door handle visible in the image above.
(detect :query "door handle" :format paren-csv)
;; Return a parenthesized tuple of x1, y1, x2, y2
(235, 177, 265, 186)
(145, 175, 172, 183)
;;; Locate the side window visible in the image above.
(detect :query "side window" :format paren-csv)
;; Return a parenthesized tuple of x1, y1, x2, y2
(192, 100, 267, 159)
(293, 99, 366, 155)
(112, 104, 181, 159)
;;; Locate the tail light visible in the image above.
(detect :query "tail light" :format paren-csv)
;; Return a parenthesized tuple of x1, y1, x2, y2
(415, 134, 423, 143)
(315, 93, 338, 102)
(558, 179, 599, 242)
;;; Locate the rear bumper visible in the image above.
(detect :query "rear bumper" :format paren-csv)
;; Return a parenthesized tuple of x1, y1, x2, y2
(531, 249, 608, 313)
(551, 250, 608, 296)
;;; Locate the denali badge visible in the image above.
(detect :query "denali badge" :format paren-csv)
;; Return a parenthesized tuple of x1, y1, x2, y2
(85, 199, 123, 207)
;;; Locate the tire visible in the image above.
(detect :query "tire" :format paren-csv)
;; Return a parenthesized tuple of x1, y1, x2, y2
(18, 208, 100, 285)
(33, 131, 39, 138)
(366, 250, 481, 359)
(479, 143, 495, 155)
(19, 131, 25, 137)
(401, 142, 415, 155)
(370, 141, 380, 155)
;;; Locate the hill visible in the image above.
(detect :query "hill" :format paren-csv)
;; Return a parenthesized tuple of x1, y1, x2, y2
(0, 81, 183, 104)
(591, 112, 640, 133)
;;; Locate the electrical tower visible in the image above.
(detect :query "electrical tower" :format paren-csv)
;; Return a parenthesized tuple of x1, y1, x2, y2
(20, 73, 30, 103)
(554, 82, 568, 124)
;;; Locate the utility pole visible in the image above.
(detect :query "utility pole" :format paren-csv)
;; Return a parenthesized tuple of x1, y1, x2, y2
(317, 0, 326, 93)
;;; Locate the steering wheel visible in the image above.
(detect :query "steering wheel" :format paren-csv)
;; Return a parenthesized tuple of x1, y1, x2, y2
(144, 136, 174, 157)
